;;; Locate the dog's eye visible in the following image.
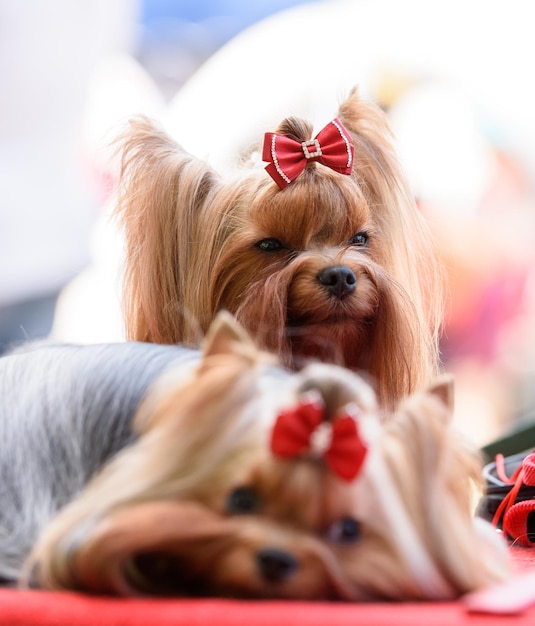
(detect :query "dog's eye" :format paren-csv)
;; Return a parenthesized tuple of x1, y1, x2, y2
(349, 232, 369, 247)
(327, 517, 361, 544)
(255, 238, 284, 252)
(226, 487, 260, 515)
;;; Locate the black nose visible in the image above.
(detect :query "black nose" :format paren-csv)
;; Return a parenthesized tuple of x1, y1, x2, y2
(257, 548, 298, 582)
(317, 265, 356, 299)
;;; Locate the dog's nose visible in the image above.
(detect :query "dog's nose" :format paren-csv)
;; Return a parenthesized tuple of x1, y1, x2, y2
(257, 548, 298, 582)
(317, 265, 356, 299)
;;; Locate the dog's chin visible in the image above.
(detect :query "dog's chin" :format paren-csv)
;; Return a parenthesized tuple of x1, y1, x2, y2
(122, 552, 260, 599)
(123, 551, 340, 600)
(124, 552, 200, 597)
(286, 302, 375, 368)
(288, 307, 375, 327)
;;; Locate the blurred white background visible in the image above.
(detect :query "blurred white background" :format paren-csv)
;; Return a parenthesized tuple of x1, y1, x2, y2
(0, 0, 314, 348)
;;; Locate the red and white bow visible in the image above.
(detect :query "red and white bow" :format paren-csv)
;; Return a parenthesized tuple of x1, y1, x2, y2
(270, 392, 368, 481)
(262, 118, 354, 189)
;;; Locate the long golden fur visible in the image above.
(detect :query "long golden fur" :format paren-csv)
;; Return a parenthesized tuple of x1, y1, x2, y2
(15, 314, 509, 600)
(114, 89, 444, 409)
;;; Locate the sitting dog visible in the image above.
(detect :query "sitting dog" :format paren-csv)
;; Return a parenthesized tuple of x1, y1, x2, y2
(0, 313, 509, 600)
(113, 88, 444, 409)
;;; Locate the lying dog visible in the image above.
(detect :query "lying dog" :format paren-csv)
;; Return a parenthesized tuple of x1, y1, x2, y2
(0, 313, 508, 599)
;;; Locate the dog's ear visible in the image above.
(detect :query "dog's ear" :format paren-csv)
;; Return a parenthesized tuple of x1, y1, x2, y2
(113, 116, 220, 345)
(337, 87, 444, 405)
(378, 381, 510, 598)
(202, 311, 257, 360)
(426, 374, 455, 415)
(336, 87, 396, 173)
(199, 310, 279, 371)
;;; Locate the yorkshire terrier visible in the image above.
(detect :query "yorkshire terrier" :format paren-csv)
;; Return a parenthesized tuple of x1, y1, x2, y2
(113, 88, 443, 409)
(0, 313, 509, 600)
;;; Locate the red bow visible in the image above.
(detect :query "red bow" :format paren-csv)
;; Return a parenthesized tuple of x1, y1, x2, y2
(262, 118, 354, 189)
(270, 393, 368, 481)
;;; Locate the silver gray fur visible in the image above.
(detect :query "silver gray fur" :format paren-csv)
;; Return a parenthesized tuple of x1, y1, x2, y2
(0, 341, 199, 584)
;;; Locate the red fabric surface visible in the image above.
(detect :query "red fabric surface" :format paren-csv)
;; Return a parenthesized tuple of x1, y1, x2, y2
(1, 548, 533, 626)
